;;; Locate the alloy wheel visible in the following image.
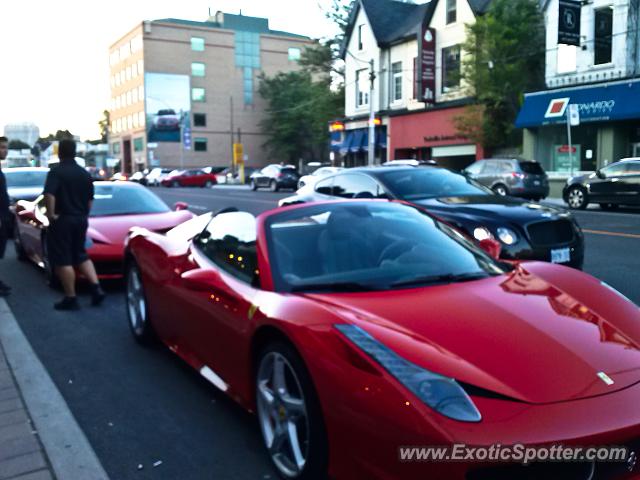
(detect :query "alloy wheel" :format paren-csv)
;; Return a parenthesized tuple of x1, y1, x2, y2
(568, 187, 587, 209)
(257, 352, 310, 478)
(127, 266, 146, 336)
(494, 185, 507, 196)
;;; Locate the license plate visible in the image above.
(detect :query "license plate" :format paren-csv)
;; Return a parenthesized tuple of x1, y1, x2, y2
(534, 180, 541, 186)
(551, 248, 570, 264)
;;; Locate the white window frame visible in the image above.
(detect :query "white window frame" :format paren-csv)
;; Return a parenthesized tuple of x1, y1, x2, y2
(355, 69, 370, 108)
(391, 61, 403, 102)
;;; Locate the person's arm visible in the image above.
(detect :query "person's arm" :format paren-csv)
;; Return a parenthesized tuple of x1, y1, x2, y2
(42, 171, 59, 223)
(44, 194, 58, 223)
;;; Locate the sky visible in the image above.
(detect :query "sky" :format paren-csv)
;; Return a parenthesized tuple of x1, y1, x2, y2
(0, 0, 337, 141)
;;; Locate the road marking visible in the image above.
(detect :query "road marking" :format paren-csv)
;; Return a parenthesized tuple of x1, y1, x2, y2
(583, 229, 640, 239)
(0, 299, 110, 479)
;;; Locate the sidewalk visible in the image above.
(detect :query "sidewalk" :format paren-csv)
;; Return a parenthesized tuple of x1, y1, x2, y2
(0, 299, 109, 480)
(0, 342, 54, 480)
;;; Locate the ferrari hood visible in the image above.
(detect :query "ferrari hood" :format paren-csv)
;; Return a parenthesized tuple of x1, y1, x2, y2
(308, 267, 640, 404)
(88, 210, 193, 245)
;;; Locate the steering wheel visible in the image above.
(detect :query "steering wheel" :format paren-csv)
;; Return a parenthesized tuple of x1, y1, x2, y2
(377, 239, 417, 266)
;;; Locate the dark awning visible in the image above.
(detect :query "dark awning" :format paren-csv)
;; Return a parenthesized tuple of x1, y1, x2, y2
(349, 130, 365, 153)
(516, 79, 640, 128)
(339, 132, 354, 155)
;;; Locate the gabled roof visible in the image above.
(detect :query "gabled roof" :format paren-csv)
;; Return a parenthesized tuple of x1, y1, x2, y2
(341, 0, 437, 57)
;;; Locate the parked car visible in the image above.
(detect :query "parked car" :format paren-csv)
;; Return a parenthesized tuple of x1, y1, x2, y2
(463, 158, 549, 201)
(14, 182, 193, 282)
(280, 166, 584, 268)
(146, 168, 173, 187)
(203, 166, 227, 175)
(153, 109, 180, 131)
(130, 170, 149, 186)
(250, 164, 299, 191)
(297, 166, 343, 189)
(161, 169, 218, 188)
(125, 200, 639, 480)
(382, 159, 437, 167)
(4, 167, 48, 203)
(563, 158, 640, 210)
(111, 171, 130, 182)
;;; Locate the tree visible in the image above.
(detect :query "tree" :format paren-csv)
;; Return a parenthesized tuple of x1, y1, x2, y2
(98, 110, 110, 144)
(258, 71, 343, 163)
(455, 0, 545, 149)
(39, 130, 75, 142)
(7, 139, 31, 150)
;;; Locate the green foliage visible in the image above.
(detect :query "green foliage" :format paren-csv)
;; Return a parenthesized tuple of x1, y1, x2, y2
(7, 139, 30, 150)
(258, 71, 343, 163)
(39, 130, 75, 142)
(99, 110, 110, 143)
(456, 0, 545, 149)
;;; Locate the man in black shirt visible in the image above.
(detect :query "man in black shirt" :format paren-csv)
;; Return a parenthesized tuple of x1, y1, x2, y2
(43, 139, 105, 310)
(0, 137, 12, 296)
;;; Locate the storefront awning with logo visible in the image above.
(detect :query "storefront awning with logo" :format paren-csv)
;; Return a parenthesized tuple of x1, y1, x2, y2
(515, 79, 640, 128)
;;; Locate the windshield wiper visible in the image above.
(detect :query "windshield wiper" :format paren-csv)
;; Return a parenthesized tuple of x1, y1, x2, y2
(390, 272, 491, 289)
(290, 281, 382, 293)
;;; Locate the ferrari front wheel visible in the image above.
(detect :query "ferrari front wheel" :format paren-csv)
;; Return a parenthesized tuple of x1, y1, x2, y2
(126, 263, 154, 344)
(256, 342, 327, 480)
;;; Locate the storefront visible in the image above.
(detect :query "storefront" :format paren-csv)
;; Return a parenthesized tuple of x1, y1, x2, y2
(331, 123, 388, 168)
(388, 106, 483, 171)
(516, 79, 640, 174)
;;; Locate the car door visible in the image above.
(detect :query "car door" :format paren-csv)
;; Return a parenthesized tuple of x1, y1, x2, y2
(463, 161, 485, 182)
(257, 167, 272, 187)
(477, 160, 497, 188)
(588, 162, 629, 202)
(620, 161, 640, 204)
(17, 196, 48, 260)
(177, 212, 259, 384)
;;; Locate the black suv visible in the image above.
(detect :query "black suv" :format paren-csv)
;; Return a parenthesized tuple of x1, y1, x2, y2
(250, 165, 299, 192)
(563, 158, 640, 210)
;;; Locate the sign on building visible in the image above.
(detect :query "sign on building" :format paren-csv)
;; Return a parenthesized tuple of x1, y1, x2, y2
(568, 104, 580, 126)
(558, 0, 581, 46)
(418, 25, 436, 106)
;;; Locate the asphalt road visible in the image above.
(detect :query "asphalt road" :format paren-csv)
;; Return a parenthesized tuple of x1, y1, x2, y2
(2, 185, 639, 480)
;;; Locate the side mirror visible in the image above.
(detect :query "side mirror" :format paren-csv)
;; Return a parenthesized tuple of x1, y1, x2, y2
(596, 169, 605, 179)
(17, 208, 36, 221)
(174, 201, 189, 211)
(479, 238, 502, 260)
(181, 268, 225, 292)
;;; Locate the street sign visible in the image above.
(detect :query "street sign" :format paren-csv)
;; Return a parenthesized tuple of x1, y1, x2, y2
(558, 0, 581, 46)
(147, 142, 158, 149)
(182, 127, 192, 150)
(568, 104, 580, 126)
(233, 143, 244, 165)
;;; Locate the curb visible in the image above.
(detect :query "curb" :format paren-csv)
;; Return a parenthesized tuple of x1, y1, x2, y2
(0, 299, 109, 480)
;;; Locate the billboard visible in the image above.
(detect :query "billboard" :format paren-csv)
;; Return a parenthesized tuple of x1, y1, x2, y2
(558, 0, 581, 46)
(418, 25, 436, 106)
(145, 73, 191, 143)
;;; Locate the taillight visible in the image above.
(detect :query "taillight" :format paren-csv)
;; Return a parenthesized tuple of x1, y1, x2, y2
(277, 173, 284, 178)
(512, 172, 524, 179)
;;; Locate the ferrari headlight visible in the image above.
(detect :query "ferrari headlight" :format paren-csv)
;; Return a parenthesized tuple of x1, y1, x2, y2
(473, 227, 492, 241)
(336, 324, 481, 422)
(496, 227, 518, 245)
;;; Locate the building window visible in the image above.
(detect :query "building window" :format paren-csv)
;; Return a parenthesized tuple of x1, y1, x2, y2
(191, 37, 205, 52)
(358, 25, 364, 50)
(356, 68, 369, 107)
(138, 111, 145, 127)
(133, 137, 144, 152)
(391, 61, 403, 102)
(191, 62, 206, 77)
(557, 44, 577, 73)
(112, 142, 121, 154)
(194, 138, 207, 152)
(192, 87, 206, 102)
(235, 31, 260, 68)
(288, 47, 301, 61)
(243, 66, 254, 105)
(594, 7, 613, 65)
(442, 45, 461, 92)
(193, 113, 207, 127)
(446, 0, 457, 24)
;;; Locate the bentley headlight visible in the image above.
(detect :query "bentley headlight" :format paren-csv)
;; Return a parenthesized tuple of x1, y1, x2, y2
(496, 227, 518, 245)
(336, 324, 481, 422)
(473, 227, 492, 241)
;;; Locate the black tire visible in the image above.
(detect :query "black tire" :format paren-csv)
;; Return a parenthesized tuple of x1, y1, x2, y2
(251, 180, 258, 191)
(270, 180, 279, 192)
(172, 181, 180, 188)
(125, 262, 155, 345)
(14, 224, 27, 262)
(599, 203, 619, 211)
(204, 180, 213, 188)
(492, 184, 508, 196)
(41, 235, 60, 289)
(566, 186, 588, 210)
(255, 341, 328, 480)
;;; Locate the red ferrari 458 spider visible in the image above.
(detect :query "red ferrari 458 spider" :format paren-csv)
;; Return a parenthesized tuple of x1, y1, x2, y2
(124, 200, 640, 480)
(14, 181, 194, 281)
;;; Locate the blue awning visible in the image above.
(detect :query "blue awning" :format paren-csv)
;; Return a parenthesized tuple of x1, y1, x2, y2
(349, 130, 365, 153)
(339, 132, 354, 155)
(515, 79, 640, 128)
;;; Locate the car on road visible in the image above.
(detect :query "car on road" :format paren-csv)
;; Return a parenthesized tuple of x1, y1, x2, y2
(153, 109, 180, 131)
(124, 200, 640, 480)
(280, 166, 584, 268)
(297, 166, 342, 189)
(563, 158, 640, 210)
(110, 171, 130, 182)
(146, 168, 173, 187)
(13, 181, 194, 282)
(463, 158, 549, 200)
(161, 169, 218, 188)
(250, 164, 299, 191)
(130, 170, 148, 186)
(4, 167, 48, 203)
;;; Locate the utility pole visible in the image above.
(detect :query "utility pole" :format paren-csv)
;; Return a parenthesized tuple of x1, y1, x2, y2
(368, 59, 376, 166)
(179, 109, 184, 170)
(230, 96, 235, 175)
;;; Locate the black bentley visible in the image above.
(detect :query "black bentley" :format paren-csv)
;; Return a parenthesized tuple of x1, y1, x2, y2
(280, 166, 584, 269)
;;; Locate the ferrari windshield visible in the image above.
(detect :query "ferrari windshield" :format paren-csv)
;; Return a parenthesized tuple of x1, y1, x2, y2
(91, 184, 170, 217)
(5, 170, 48, 188)
(266, 202, 507, 293)
(378, 168, 492, 200)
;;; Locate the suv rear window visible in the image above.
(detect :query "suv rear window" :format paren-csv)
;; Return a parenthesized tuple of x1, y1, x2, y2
(518, 161, 545, 175)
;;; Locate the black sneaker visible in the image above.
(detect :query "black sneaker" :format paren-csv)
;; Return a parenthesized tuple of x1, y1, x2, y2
(0, 281, 11, 296)
(90, 285, 106, 306)
(54, 297, 80, 311)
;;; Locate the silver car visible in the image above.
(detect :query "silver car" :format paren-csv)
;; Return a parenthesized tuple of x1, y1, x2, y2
(464, 158, 549, 201)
